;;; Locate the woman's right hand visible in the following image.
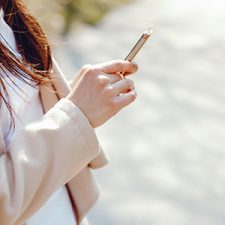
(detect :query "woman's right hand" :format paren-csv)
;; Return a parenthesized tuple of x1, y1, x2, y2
(67, 60, 138, 128)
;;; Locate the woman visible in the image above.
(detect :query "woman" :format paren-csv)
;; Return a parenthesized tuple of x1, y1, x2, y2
(0, 1, 138, 225)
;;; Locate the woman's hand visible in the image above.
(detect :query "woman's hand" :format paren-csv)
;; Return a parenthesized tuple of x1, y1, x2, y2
(67, 60, 138, 128)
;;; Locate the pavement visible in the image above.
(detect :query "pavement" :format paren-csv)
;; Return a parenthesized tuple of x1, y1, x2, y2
(55, 0, 225, 224)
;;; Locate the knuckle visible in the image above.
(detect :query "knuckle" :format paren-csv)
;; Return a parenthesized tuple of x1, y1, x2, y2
(124, 79, 134, 90)
(85, 68, 96, 76)
(97, 75, 110, 87)
(81, 65, 100, 78)
(80, 64, 92, 73)
(113, 60, 124, 70)
(104, 85, 114, 97)
(108, 98, 119, 111)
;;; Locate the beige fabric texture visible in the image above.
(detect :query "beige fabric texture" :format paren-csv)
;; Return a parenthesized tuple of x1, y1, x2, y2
(0, 59, 108, 225)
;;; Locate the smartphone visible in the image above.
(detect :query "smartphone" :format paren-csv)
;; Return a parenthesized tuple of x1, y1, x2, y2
(119, 28, 152, 77)
(125, 28, 152, 62)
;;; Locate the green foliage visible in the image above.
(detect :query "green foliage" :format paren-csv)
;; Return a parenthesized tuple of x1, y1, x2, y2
(61, 0, 132, 35)
(24, 0, 132, 36)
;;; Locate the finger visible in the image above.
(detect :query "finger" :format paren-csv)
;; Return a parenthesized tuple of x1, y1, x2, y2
(97, 74, 111, 86)
(101, 72, 122, 84)
(117, 62, 139, 77)
(114, 90, 137, 110)
(110, 78, 134, 95)
(96, 60, 138, 75)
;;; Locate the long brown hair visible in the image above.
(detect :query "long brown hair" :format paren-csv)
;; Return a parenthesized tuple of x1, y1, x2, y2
(0, 0, 52, 130)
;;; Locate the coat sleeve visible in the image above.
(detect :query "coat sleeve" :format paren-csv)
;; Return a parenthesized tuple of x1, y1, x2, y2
(0, 98, 100, 225)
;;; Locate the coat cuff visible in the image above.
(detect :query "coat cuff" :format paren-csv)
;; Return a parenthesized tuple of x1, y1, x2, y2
(55, 98, 99, 155)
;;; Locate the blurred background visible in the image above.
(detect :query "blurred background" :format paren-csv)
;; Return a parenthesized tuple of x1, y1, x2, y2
(25, 0, 225, 224)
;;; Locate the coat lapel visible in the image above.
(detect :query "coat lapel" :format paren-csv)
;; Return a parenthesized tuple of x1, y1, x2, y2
(39, 59, 108, 224)
(0, 124, 5, 155)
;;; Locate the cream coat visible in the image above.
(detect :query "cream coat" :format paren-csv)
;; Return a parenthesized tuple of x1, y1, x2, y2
(0, 59, 108, 225)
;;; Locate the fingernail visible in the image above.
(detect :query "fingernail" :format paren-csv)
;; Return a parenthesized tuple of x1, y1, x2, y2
(132, 62, 138, 70)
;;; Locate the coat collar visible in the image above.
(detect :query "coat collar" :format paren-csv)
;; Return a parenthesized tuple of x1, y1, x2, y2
(0, 123, 5, 155)
(40, 59, 108, 224)
(39, 58, 72, 113)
